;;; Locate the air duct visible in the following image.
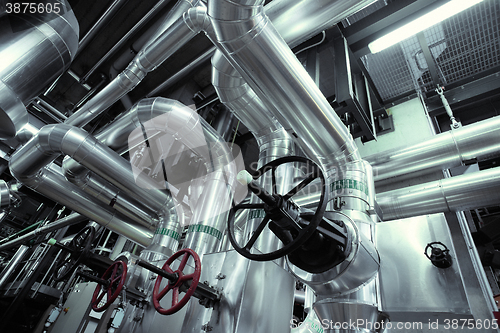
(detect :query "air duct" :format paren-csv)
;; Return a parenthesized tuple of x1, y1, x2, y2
(0, 0, 78, 139)
(378, 166, 500, 221)
(366, 115, 500, 184)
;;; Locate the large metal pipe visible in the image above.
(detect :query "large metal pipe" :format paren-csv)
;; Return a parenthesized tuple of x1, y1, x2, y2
(66, 5, 211, 127)
(378, 166, 500, 221)
(208, 0, 361, 173)
(366, 115, 500, 184)
(118, 97, 240, 255)
(8, 163, 154, 246)
(0, 0, 78, 139)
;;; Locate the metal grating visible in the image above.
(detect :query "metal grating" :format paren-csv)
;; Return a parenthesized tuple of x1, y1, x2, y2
(361, 0, 500, 102)
(342, 0, 388, 26)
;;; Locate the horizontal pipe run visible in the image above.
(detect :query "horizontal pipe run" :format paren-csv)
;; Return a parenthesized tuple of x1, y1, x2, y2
(377, 166, 500, 221)
(365, 115, 500, 184)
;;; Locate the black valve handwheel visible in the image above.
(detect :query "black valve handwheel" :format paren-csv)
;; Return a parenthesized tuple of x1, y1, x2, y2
(227, 156, 327, 261)
(53, 226, 95, 281)
(91, 261, 128, 312)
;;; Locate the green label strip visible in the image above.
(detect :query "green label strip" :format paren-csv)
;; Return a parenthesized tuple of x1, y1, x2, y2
(186, 224, 223, 241)
(248, 209, 266, 220)
(154, 228, 180, 241)
(330, 179, 369, 196)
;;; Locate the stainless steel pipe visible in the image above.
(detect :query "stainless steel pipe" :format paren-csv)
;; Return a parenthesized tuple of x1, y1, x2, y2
(378, 166, 500, 221)
(366, 115, 500, 184)
(0, 0, 78, 139)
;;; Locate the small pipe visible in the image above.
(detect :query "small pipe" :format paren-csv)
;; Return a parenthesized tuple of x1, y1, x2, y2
(80, 0, 174, 83)
(75, 0, 131, 57)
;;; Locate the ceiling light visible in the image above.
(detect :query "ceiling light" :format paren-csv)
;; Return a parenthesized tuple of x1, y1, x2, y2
(368, 0, 484, 54)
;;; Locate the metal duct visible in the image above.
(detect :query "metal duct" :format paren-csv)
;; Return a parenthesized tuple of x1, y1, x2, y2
(0, 180, 10, 208)
(378, 166, 500, 221)
(8, 124, 182, 245)
(366, 115, 500, 184)
(119, 97, 240, 256)
(208, 0, 361, 172)
(0, 0, 78, 139)
(8, 163, 153, 246)
(65, 5, 211, 128)
(62, 167, 160, 228)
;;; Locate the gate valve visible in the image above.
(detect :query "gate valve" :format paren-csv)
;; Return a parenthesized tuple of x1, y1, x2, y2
(49, 226, 95, 281)
(86, 261, 128, 312)
(425, 241, 453, 268)
(136, 248, 220, 315)
(228, 156, 327, 261)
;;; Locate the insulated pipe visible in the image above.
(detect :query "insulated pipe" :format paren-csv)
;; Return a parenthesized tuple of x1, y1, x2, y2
(66, 5, 211, 128)
(366, 115, 500, 184)
(0, 0, 78, 139)
(13, 124, 170, 212)
(0, 213, 87, 251)
(62, 167, 160, 227)
(208, 0, 361, 172)
(81, 0, 174, 83)
(378, 166, 500, 221)
(8, 163, 153, 246)
(120, 97, 240, 255)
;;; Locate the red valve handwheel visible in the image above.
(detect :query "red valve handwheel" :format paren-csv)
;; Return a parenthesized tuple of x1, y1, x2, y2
(91, 261, 127, 312)
(152, 248, 201, 315)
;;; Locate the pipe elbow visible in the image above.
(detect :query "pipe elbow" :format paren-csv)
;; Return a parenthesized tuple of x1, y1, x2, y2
(184, 6, 212, 34)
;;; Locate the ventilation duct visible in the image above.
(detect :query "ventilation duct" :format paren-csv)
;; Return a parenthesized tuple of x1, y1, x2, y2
(0, 0, 78, 139)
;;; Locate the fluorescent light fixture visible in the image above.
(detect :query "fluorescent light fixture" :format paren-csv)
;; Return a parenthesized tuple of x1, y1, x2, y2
(368, 0, 484, 53)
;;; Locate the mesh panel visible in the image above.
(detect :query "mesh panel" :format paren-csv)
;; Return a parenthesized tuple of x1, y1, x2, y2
(362, 0, 500, 102)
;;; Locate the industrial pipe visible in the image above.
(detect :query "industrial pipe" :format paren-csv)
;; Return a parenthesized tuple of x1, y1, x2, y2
(366, 115, 500, 184)
(0, 213, 87, 251)
(66, 5, 211, 128)
(0, 0, 78, 139)
(378, 166, 500, 221)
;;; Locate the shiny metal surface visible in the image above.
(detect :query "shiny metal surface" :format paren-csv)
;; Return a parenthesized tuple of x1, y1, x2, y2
(243, 128, 295, 257)
(9, 130, 156, 245)
(66, 5, 210, 128)
(265, 0, 376, 48)
(313, 300, 380, 333)
(288, 211, 379, 297)
(181, 250, 295, 333)
(366, 115, 500, 184)
(0, 180, 10, 208)
(378, 166, 500, 221)
(81, 0, 175, 82)
(375, 214, 471, 321)
(0, 213, 87, 251)
(0, 245, 29, 291)
(63, 160, 159, 228)
(208, 0, 361, 172)
(0, 0, 78, 139)
(107, 97, 241, 255)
